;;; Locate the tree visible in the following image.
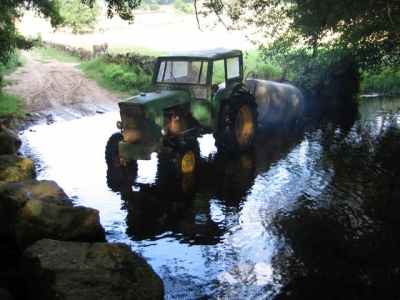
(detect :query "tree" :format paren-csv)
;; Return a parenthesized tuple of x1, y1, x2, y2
(175, 0, 195, 14)
(196, 0, 400, 102)
(0, 0, 141, 88)
(197, 0, 400, 72)
(58, 0, 102, 34)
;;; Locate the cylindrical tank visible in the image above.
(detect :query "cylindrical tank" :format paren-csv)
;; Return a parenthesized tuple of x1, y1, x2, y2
(246, 78, 304, 125)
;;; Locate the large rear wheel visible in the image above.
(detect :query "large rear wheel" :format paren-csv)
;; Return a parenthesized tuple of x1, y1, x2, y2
(214, 88, 258, 154)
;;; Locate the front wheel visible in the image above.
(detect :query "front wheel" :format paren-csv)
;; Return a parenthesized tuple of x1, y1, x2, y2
(169, 139, 200, 177)
(214, 89, 258, 155)
(105, 132, 137, 169)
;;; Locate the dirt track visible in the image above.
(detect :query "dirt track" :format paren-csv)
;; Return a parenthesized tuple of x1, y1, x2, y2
(3, 51, 120, 127)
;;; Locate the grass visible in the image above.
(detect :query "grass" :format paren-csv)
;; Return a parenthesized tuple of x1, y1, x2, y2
(78, 56, 153, 96)
(243, 49, 284, 80)
(0, 92, 25, 117)
(360, 72, 400, 96)
(2, 78, 20, 87)
(0, 51, 25, 117)
(109, 47, 167, 57)
(33, 46, 82, 63)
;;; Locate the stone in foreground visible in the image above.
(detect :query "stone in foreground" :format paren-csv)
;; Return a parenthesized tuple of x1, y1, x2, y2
(20, 239, 164, 300)
(0, 155, 35, 182)
(12, 199, 106, 250)
(0, 128, 22, 155)
(0, 179, 71, 235)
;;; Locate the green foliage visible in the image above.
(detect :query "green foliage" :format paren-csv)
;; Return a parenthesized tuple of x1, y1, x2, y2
(136, 72, 152, 92)
(257, 64, 282, 80)
(34, 47, 82, 63)
(59, 0, 102, 34)
(0, 92, 25, 117)
(0, 51, 23, 87)
(111, 47, 166, 57)
(104, 64, 125, 80)
(360, 67, 400, 96)
(138, 2, 148, 10)
(201, 0, 400, 103)
(0, 52, 25, 116)
(1, 52, 23, 76)
(149, 4, 160, 11)
(0, 0, 142, 95)
(291, 50, 361, 105)
(0, 2, 43, 66)
(212, 59, 225, 84)
(91, 0, 141, 22)
(79, 57, 153, 94)
(156, 0, 173, 4)
(2, 79, 20, 87)
(174, 0, 195, 14)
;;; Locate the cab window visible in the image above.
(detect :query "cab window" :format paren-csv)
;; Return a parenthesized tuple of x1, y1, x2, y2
(226, 57, 240, 79)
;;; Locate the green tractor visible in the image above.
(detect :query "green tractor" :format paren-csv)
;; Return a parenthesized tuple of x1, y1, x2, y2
(105, 49, 304, 175)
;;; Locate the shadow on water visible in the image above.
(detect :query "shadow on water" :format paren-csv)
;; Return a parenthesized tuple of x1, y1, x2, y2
(270, 99, 400, 299)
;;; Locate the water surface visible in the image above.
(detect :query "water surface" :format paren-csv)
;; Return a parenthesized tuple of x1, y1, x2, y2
(21, 97, 400, 299)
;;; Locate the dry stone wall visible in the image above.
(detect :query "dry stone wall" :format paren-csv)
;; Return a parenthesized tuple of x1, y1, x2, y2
(43, 41, 156, 75)
(44, 41, 93, 61)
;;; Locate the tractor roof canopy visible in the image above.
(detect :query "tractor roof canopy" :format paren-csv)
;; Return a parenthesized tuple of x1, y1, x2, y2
(158, 49, 242, 61)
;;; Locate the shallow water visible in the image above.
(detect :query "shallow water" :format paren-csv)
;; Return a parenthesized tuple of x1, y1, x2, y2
(21, 97, 400, 299)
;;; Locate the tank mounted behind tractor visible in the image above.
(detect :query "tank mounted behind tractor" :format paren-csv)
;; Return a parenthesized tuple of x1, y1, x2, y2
(105, 49, 304, 175)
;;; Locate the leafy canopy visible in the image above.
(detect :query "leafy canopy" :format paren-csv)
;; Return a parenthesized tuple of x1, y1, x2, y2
(59, 0, 102, 34)
(0, 0, 141, 64)
(197, 0, 400, 71)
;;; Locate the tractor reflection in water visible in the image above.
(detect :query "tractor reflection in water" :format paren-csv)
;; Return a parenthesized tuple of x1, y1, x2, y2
(106, 125, 304, 245)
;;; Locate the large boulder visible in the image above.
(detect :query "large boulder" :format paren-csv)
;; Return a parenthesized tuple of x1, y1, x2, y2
(0, 287, 15, 300)
(0, 180, 71, 235)
(0, 155, 36, 182)
(12, 199, 106, 250)
(20, 239, 165, 300)
(0, 128, 22, 155)
(0, 134, 16, 155)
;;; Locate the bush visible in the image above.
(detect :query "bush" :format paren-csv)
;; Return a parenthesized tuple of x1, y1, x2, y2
(257, 64, 282, 80)
(0, 51, 25, 117)
(149, 4, 160, 11)
(79, 57, 153, 94)
(1, 52, 22, 75)
(360, 65, 400, 95)
(104, 64, 125, 81)
(174, 0, 194, 14)
(120, 72, 137, 88)
(291, 51, 361, 105)
(136, 73, 152, 92)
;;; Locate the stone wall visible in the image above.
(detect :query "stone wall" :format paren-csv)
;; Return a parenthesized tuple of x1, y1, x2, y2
(43, 41, 157, 75)
(44, 41, 93, 61)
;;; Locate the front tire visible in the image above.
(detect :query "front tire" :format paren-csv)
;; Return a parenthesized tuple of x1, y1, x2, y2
(214, 88, 258, 154)
(169, 139, 200, 176)
(105, 132, 137, 169)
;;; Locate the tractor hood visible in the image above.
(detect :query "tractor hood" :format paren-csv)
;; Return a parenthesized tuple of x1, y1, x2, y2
(118, 90, 191, 113)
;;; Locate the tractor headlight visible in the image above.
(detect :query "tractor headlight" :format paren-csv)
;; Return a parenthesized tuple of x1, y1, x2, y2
(116, 121, 122, 129)
(161, 127, 169, 136)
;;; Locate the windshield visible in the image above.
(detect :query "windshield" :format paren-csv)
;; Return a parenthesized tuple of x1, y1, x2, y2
(156, 60, 208, 84)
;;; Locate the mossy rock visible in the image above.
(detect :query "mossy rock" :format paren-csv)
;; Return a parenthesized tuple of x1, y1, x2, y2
(0, 155, 36, 182)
